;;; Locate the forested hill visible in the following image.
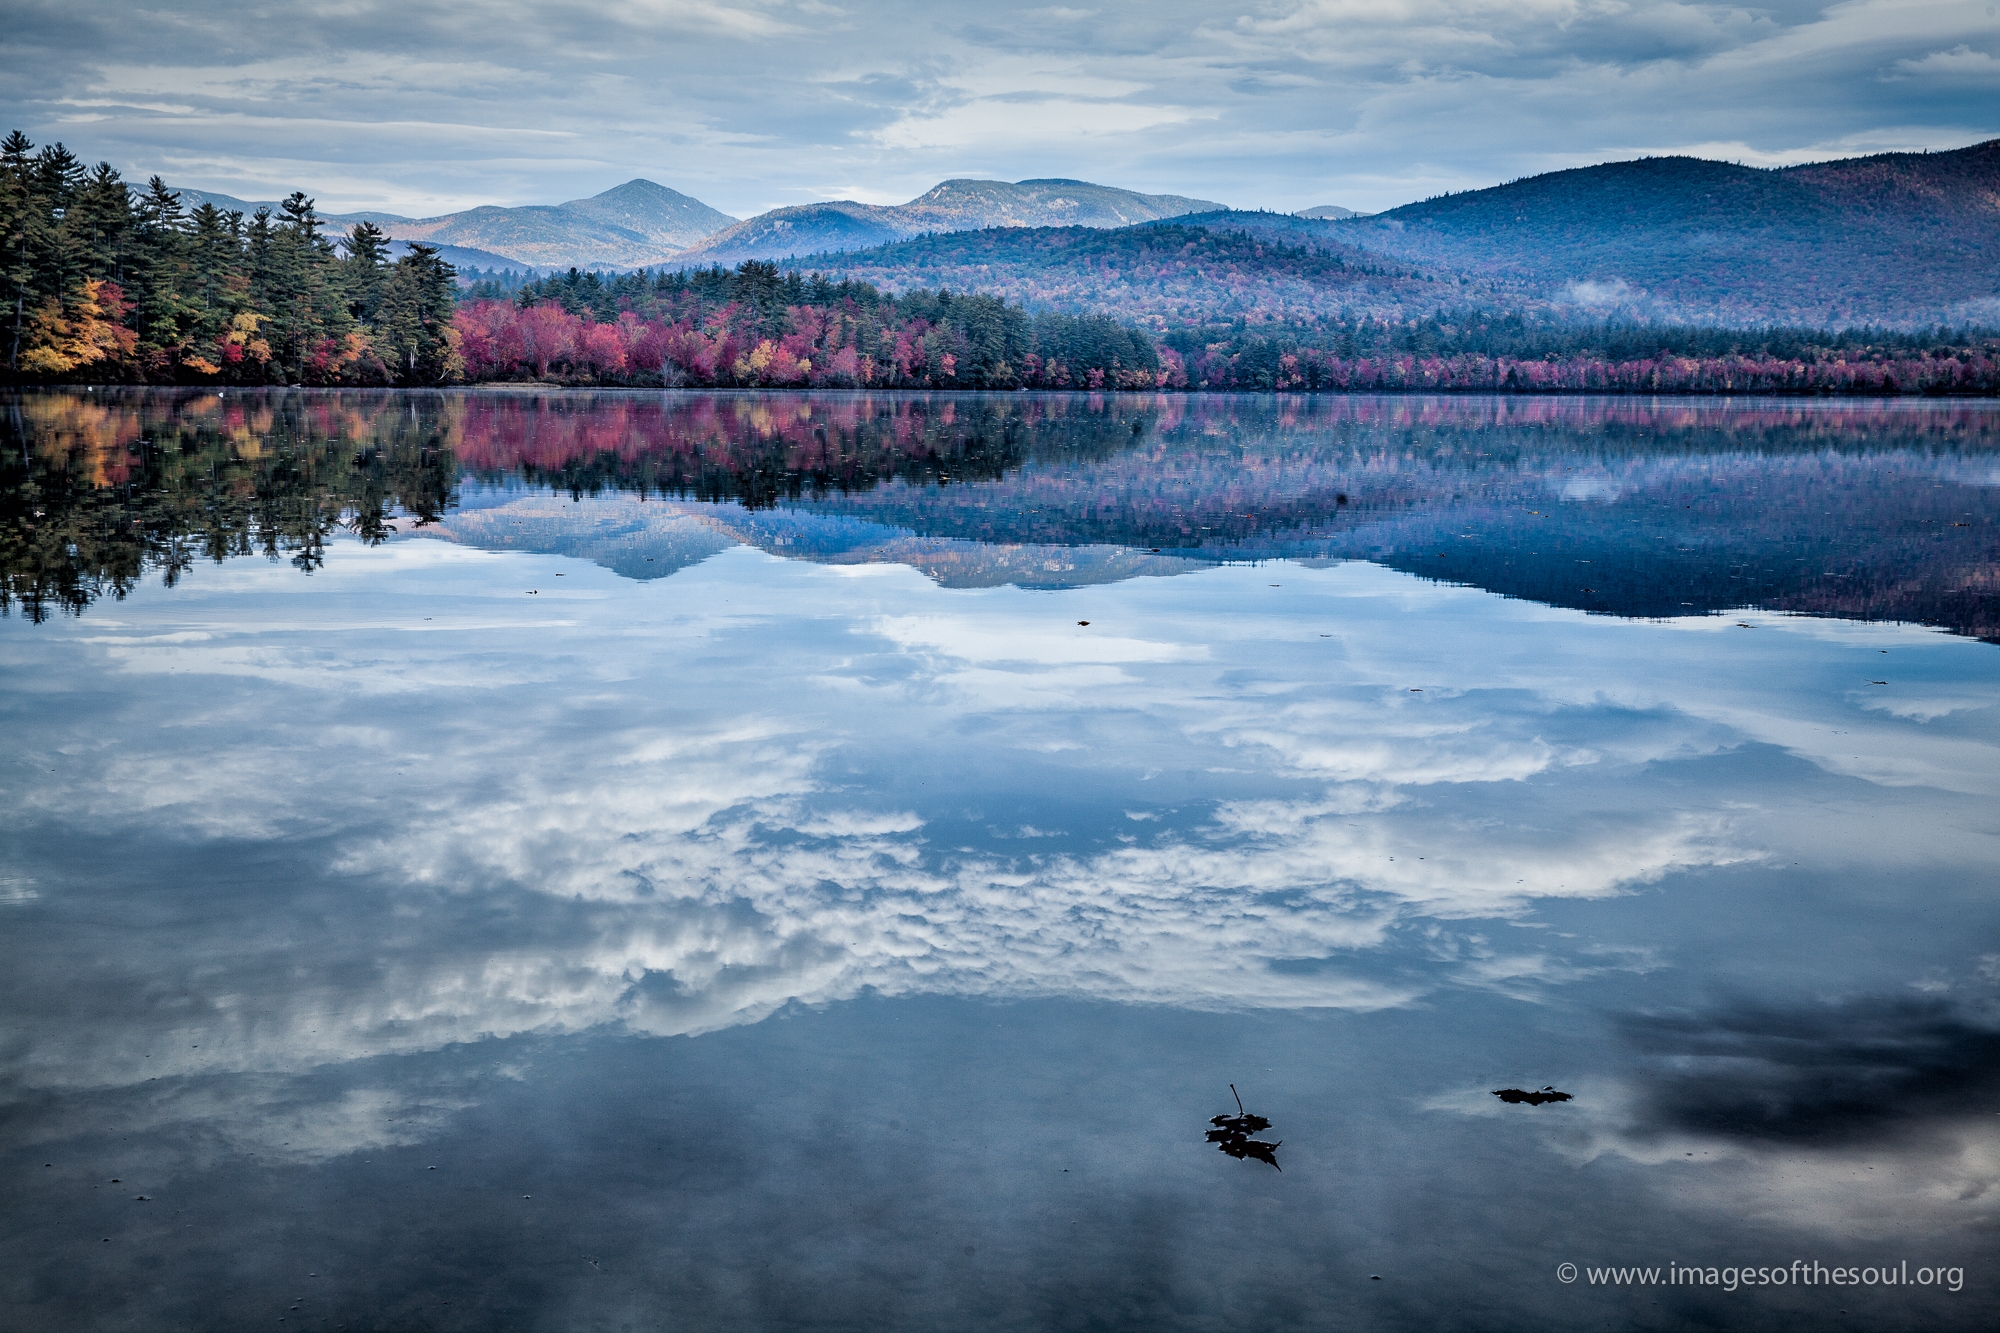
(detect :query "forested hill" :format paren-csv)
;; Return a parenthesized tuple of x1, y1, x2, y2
(770, 220, 1478, 328)
(1339, 140, 2000, 327)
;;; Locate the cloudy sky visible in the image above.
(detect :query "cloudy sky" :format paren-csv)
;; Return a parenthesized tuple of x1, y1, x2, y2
(2, 0, 1995, 220)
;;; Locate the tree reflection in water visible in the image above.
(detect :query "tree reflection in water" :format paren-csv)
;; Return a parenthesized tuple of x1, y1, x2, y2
(1, 390, 456, 621)
(5, 388, 1997, 640)
(0, 389, 1150, 620)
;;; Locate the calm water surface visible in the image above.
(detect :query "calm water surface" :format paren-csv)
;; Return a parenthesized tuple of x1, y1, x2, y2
(3, 390, 1998, 1331)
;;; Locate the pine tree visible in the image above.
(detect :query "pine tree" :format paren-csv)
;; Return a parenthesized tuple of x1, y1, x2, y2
(130, 177, 198, 371)
(73, 164, 131, 284)
(342, 221, 391, 324)
(187, 202, 246, 340)
(377, 243, 460, 383)
(35, 143, 87, 304)
(0, 131, 43, 371)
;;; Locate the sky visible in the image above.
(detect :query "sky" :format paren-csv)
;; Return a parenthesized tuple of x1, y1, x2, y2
(1, 0, 1995, 221)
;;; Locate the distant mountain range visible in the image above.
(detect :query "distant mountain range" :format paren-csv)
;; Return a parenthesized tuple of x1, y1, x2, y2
(672, 179, 1229, 266)
(163, 176, 1236, 273)
(162, 186, 410, 228)
(164, 181, 737, 271)
(160, 187, 562, 272)
(770, 143, 2000, 329)
(1346, 140, 2000, 326)
(381, 180, 737, 269)
(160, 138, 2000, 327)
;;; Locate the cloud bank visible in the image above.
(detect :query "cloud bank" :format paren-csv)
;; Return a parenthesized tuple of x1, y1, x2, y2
(0, 0, 1992, 217)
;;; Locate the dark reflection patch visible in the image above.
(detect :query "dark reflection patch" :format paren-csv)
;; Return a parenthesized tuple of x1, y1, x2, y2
(1622, 997, 2000, 1143)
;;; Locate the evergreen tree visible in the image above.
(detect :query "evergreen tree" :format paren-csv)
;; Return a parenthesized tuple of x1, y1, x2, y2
(187, 202, 246, 336)
(34, 143, 86, 304)
(265, 192, 349, 380)
(341, 221, 390, 323)
(73, 163, 132, 284)
(129, 177, 200, 370)
(0, 131, 43, 371)
(377, 243, 459, 383)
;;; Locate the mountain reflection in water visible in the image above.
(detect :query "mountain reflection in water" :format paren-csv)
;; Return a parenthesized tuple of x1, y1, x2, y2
(5, 388, 1997, 638)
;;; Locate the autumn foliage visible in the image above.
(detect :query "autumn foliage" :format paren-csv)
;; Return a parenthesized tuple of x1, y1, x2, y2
(3, 131, 457, 386)
(4, 124, 1996, 397)
(453, 261, 1165, 389)
(19, 278, 138, 376)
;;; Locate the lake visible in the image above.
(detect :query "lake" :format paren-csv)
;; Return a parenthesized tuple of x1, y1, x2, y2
(3, 388, 1997, 1331)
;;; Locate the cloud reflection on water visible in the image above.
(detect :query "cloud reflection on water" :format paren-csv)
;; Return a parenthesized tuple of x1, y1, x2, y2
(8, 535, 1995, 1109)
(8, 394, 2000, 1330)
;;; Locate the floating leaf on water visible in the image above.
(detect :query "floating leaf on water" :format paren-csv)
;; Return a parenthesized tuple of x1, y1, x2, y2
(1206, 1085, 1281, 1170)
(1492, 1086, 1572, 1106)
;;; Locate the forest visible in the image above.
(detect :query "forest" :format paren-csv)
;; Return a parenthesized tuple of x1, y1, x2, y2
(456, 262, 1162, 389)
(783, 220, 1456, 330)
(4, 129, 1997, 396)
(1, 133, 459, 385)
(1160, 315, 2000, 394)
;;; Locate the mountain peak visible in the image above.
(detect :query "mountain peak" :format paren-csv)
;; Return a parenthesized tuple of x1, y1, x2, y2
(676, 177, 1232, 266)
(368, 178, 736, 269)
(572, 178, 711, 207)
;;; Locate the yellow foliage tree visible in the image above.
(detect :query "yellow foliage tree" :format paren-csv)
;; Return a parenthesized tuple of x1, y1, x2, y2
(18, 280, 140, 377)
(215, 311, 275, 374)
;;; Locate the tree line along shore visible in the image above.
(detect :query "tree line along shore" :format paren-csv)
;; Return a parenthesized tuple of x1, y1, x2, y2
(5, 135, 1996, 396)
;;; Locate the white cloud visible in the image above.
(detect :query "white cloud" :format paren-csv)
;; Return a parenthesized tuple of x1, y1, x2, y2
(1, 0, 1992, 216)
(1891, 43, 2000, 80)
